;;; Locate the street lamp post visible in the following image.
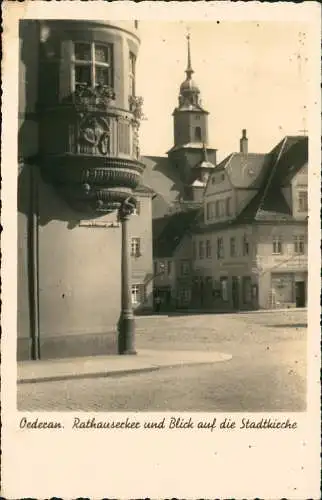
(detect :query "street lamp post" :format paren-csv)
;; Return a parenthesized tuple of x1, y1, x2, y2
(118, 197, 137, 355)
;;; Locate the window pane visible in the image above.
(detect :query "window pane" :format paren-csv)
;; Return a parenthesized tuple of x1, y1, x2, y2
(96, 66, 111, 86)
(75, 43, 91, 61)
(95, 44, 110, 64)
(129, 52, 136, 74)
(75, 65, 91, 86)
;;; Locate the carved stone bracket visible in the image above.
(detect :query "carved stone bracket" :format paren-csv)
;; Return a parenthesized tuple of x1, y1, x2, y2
(118, 196, 137, 221)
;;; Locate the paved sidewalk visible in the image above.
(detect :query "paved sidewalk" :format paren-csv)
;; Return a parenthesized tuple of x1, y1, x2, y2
(18, 349, 232, 384)
(137, 307, 307, 318)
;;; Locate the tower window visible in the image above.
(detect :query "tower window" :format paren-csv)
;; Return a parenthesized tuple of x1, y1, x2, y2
(195, 126, 202, 142)
(73, 42, 114, 90)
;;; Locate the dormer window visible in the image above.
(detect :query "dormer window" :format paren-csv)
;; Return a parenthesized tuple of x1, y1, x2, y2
(73, 42, 114, 90)
(298, 190, 308, 212)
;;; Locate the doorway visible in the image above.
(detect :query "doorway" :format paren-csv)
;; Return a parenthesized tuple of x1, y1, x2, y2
(232, 276, 239, 310)
(295, 281, 306, 307)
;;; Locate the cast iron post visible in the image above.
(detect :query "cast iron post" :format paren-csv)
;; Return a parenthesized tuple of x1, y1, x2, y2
(118, 197, 137, 355)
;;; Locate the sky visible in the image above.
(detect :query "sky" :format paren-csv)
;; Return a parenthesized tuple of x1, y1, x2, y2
(136, 21, 310, 161)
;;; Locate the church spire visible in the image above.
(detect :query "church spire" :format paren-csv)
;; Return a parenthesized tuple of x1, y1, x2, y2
(186, 33, 194, 79)
(178, 32, 200, 108)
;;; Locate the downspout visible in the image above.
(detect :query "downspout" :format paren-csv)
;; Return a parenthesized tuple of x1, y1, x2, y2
(28, 163, 40, 360)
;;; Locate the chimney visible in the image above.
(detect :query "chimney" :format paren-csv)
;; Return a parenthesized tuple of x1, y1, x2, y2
(240, 129, 248, 154)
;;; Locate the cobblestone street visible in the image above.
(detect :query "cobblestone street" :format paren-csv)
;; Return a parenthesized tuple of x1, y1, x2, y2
(18, 309, 307, 411)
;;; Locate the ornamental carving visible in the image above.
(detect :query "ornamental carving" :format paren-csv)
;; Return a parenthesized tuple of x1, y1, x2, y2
(79, 115, 111, 155)
(65, 83, 116, 113)
(40, 87, 146, 215)
(128, 95, 145, 124)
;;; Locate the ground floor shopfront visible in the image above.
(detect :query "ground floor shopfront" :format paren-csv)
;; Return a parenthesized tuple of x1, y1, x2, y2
(152, 270, 307, 313)
(259, 270, 307, 309)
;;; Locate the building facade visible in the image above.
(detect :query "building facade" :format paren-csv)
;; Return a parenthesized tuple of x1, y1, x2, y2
(152, 209, 199, 310)
(18, 20, 153, 360)
(192, 134, 308, 311)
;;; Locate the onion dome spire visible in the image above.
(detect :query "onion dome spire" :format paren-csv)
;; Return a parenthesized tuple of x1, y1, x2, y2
(179, 32, 200, 107)
(186, 33, 194, 79)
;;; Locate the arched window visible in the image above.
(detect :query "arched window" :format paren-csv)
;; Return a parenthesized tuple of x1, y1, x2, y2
(195, 126, 202, 141)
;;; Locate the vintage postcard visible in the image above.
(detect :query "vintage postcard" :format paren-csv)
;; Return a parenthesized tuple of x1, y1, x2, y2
(1, 1, 321, 498)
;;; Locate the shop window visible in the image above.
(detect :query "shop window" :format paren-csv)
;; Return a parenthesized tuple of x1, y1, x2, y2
(73, 41, 113, 90)
(220, 277, 229, 301)
(242, 277, 252, 304)
(179, 288, 191, 303)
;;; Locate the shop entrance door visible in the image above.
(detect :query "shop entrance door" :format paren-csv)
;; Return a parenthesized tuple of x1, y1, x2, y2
(295, 281, 306, 307)
(232, 276, 239, 310)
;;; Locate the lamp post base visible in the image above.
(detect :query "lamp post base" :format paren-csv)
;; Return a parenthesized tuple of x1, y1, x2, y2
(118, 316, 137, 355)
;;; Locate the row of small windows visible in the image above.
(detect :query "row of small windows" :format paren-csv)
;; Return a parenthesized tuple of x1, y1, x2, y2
(153, 259, 191, 277)
(272, 235, 306, 255)
(193, 235, 250, 260)
(73, 42, 136, 96)
(206, 197, 232, 220)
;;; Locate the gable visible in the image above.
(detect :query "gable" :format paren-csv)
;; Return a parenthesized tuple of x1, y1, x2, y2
(141, 155, 183, 206)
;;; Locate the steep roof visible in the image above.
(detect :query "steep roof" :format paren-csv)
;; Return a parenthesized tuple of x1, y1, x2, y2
(214, 152, 268, 189)
(167, 143, 216, 154)
(195, 135, 308, 233)
(141, 155, 183, 217)
(153, 208, 200, 258)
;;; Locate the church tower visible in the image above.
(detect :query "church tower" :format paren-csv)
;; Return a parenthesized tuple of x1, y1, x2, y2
(167, 33, 216, 201)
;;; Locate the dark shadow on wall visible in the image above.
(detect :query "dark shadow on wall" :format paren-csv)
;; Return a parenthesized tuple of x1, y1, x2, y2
(17, 164, 88, 228)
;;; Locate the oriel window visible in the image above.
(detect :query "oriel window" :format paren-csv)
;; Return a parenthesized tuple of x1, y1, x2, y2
(73, 42, 113, 90)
